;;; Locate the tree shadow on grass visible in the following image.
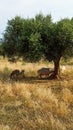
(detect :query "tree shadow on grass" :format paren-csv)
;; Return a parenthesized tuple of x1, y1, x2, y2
(10, 76, 62, 85)
(0, 72, 53, 84)
(23, 76, 51, 84)
(0, 71, 65, 84)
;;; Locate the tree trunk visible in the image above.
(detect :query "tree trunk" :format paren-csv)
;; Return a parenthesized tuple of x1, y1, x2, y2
(53, 58, 60, 78)
(49, 57, 61, 79)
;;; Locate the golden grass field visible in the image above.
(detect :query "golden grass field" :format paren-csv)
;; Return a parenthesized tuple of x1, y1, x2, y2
(0, 58, 73, 130)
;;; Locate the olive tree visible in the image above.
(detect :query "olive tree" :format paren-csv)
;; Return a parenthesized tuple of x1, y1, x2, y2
(44, 19, 73, 78)
(2, 15, 73, 79)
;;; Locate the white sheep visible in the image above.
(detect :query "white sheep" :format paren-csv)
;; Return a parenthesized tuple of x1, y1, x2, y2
(60, 66, 66, 73)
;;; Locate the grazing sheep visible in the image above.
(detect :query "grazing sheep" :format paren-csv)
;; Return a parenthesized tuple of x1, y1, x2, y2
(10, 69, 25, 81)
(10, 69, 20, 80)
(37, 67, 54, 78)
(17, 70, 25, 80)
(60, 66, 66, 73)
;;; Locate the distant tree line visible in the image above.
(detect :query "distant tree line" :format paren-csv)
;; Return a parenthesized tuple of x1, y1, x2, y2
(1, 14, 73, 78)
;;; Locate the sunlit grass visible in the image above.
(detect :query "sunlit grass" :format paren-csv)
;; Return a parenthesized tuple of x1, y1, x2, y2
(0, 57, 73, 130)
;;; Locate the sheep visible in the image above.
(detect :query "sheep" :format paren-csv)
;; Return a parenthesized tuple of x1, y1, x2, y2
(10, 69, 25, 81)
(10, 69, 20, 80)
(37, 67, 54, 78)
(60, 66, 66, 73)
(17, 70, 25, 80)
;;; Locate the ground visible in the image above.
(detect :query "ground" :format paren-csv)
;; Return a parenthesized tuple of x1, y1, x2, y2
(0, 58, 73, 130)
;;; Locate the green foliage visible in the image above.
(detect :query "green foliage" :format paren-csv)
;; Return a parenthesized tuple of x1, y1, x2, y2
(1, 14, 73, 64)
(56, 19, 73, 57)
(28, 33, 43, 61)
(45, 19, 73, 61)
(3, 16, 25, 57)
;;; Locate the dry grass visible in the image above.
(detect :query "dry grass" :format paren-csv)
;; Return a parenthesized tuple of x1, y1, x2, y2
(0, 58, 73, 130)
